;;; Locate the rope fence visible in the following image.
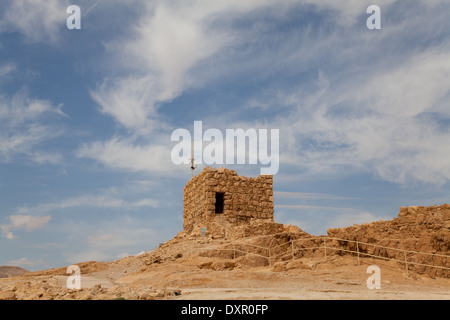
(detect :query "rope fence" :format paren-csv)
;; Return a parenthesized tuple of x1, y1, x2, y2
(197, 235, 449, 276)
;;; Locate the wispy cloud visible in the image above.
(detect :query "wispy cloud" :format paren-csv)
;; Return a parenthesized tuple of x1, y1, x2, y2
(63, 216, 164, 264)
(0, 215, 51, 239)
(278, 46, 450, 184)
(0, 0, 69, 43)
(275, 191, 356, 200)
(0, 62, 15, 77)
(277, 204, 358, 211)
(81, 0, 296, 171)
(77, 138, 180, 174)
(87, 233, 114, 245)
(15, 193, 159, 216)
(280, 210, 390, 236)
(6, 257, 44, 268)
(237, 2, 450, 186)
(327, 211, 390, 229)
(82, 0, 450, 185)
(89, 1, 236, 132)
(0, 89, 65, 164)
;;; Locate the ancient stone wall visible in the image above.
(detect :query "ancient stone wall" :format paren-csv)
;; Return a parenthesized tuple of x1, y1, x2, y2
(183, 167, 274, 236)
(327, 204, 450, 278)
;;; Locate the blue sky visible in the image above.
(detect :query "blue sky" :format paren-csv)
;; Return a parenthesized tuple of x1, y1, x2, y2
(0, 0, 449, 271)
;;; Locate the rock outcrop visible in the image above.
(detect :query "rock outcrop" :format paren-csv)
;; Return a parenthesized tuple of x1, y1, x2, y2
(327, 204, 450, 277)
(0, 266, 29, 279)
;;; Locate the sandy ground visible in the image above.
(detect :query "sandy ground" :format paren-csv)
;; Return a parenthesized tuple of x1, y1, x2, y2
(1, 238, 448, 300)
(115, 255, 450, 300)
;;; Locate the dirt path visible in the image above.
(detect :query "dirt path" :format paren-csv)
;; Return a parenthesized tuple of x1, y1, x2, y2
(173, 287, 449, 300)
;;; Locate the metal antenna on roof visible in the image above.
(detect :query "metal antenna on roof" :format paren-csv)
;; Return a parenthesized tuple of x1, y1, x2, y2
(190, 139, 197, 179)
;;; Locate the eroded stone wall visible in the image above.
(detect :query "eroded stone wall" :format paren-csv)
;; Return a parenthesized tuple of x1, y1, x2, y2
(183, 167, 274, 235)
(327, 204, 450, 278)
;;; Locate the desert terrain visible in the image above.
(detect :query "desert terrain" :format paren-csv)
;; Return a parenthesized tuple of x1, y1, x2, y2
(0, 204, 448, 300)
(0, 241, 448, 300)
(0, 266, 29, 279)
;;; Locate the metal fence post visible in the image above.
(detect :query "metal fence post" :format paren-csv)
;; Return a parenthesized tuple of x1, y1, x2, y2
(291, 241, 294, 260)
(404, 251, 408, 276)
(356, 241, 360, 265)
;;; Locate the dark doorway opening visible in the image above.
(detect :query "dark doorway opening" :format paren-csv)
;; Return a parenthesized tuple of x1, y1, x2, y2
(215, 192, 224, 214)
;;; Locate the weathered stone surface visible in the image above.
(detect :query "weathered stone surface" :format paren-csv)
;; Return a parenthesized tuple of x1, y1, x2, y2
(327, 204, 450, 278)
(0, 291, 16, 300)
(183, 167, 274, 237)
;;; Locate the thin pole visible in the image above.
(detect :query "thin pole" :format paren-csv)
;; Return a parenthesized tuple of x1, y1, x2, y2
(356, 241, 360, 265)
(291, 241, 294, 260)
(404, 251, 408, 276)
(190, 140, 196, 179)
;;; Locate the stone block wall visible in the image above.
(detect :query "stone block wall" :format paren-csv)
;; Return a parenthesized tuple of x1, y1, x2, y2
(183, 167, 274, 234)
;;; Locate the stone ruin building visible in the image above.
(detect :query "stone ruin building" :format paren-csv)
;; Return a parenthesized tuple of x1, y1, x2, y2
(183, 166, 275, 237)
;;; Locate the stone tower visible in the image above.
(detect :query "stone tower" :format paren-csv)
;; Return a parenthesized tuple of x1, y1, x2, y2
(183, 166, 274, 237)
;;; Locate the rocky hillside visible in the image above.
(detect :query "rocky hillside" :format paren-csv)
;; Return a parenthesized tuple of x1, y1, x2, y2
(0, 204, 448, 300)
(327, 204, 450, 277)
(0, 266, 29, 278)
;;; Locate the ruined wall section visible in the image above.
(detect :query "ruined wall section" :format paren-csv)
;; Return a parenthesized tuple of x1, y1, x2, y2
(183, 169, 210, 233)
(183, 167, 274, 235)
(327, 204, 450, 278)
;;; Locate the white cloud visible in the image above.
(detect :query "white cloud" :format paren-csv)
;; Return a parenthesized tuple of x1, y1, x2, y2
(64, 216, 164, 264)
(77, 138, 180, 174)
(277, 204, 357, 211)
(16, 195, 124, 215)
(282, 47, 450, 185)
(83, 0, 289, 172)
(79, 0, 450, 185)
(0, 62, 15, 77)
(278, 209, 391, 236)
(275, 191, 356, 200)
(0, 0, 69, 43)
(9, 215, 51, 231)
(115, 252, 130, 260)
(0, 225, 15, 240)
(15, 192, 159, 217)
(0, 215, 51, 239)
(87, 234, 114, 245)
(130, 198, 159, 208)
(327, 211, 390, 229)
(6, 257, 43, 268)
(90, 1, 239, 132)
(0, 89, 65, 164)
(90, 0, 341, 133)
(31, 151, 63, 165)
(0, 89, 65, 125)
(90, 77, 160, 132)
(229, 2, 448, 186)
